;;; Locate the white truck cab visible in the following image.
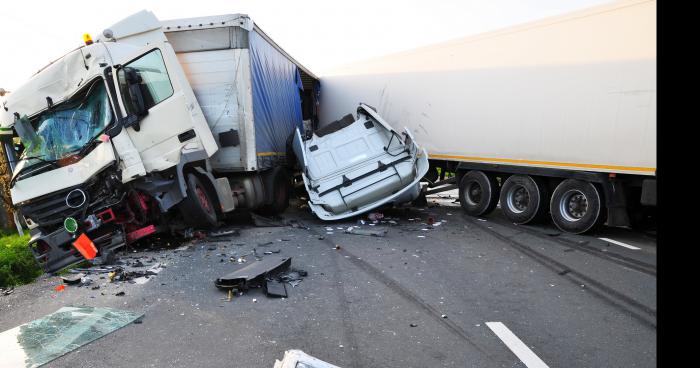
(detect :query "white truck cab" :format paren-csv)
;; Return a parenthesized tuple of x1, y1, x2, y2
(0, 10, 317, 272)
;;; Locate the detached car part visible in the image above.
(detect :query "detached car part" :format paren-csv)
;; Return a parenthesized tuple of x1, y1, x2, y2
(293, 104, 429, 220)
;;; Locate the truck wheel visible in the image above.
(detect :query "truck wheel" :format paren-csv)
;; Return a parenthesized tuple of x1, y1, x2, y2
(550, 179, 602, 234)
(499, 175, 549, 224)
(257, 167, 290, 215)
(459, 171, 499, 216)
(179, 173, 219, 228)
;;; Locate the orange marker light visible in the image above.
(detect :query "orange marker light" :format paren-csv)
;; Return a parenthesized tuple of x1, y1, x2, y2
(72, 233, 98, 260)
(83, 33, 93, 45)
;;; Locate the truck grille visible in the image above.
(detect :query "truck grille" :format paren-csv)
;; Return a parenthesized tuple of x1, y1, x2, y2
(19, 186, 88, 233)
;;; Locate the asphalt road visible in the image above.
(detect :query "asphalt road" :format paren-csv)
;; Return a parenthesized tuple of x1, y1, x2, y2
(0, 192, 656, 367)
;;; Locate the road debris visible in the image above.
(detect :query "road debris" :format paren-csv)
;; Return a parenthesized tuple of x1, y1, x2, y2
(0, 307, 143, 368)
(61, 273, 85, 285)
(215, 256, 292, 290)
(345, 227, 387, 237)
(277, 269, 308, 288)
(273, 349, 342, 368)
(265, 280, 288, 297)
(209, 229, 240, 238)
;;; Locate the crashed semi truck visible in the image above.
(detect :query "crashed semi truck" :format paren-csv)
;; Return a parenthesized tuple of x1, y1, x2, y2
(0, 11, 323, 273)
(319, 0, 656, 234)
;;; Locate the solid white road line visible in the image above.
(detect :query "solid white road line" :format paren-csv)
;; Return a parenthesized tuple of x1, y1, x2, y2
(598, 237, 641, 250)
(486, 322, 550, 368)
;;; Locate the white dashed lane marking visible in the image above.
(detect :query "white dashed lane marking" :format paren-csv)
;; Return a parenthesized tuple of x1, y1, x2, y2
(486, 322, 550, 368)
(598, 237, 641, 250)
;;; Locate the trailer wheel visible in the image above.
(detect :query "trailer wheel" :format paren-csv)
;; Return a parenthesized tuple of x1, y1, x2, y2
(499, 175, 549, 224)
(256, 167, 290, 215)
(179, 173, 219, 228)
(459, 171, 499, 216)
(550, 179, 602, 234)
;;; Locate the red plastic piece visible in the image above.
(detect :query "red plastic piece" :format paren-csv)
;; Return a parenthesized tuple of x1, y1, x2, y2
(72, 233, 98, 260)
(96, 208, 116, 223)
(55, 285, 65, 292)
(135, 192, 149, 211)
(126, 224, 157, 243)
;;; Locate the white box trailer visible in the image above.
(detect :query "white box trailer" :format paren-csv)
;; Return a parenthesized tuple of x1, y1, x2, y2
(319, 0, 656, 233)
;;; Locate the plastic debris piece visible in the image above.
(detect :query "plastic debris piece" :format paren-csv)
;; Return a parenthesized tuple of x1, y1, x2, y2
(209, 229, 240, 237)
(215, 256, 291, 289)
(273, 349, 342, 368)
(265, 280, 288, 298)
(345, 227, 387, 237)
(54, 285, 65, 292)
(61, 273, 85, 285)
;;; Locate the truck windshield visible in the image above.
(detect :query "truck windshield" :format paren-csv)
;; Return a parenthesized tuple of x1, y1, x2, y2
(18, 80, 112, 163)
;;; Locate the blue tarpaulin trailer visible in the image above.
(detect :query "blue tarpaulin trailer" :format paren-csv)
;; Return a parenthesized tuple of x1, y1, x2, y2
(162, 14, 320, 172)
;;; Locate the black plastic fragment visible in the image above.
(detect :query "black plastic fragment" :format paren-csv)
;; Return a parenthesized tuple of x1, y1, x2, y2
(264, 280, 288, 298)
(215, 256, 291, 289)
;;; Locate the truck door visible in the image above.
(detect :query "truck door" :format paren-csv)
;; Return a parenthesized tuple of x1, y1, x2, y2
(115, 47, 214, 172)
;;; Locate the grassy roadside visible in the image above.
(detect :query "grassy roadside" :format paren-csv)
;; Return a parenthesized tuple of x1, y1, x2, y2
(0, 230, 43, 288)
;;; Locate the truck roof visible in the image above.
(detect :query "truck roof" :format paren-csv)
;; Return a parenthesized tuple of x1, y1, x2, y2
(161, 14, 318, 80)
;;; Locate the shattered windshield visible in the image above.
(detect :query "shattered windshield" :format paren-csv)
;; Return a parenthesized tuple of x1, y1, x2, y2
(18, 80, 112, 163)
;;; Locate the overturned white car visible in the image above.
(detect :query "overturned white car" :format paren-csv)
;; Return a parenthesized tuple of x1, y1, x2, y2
(293, 104, 429, 220)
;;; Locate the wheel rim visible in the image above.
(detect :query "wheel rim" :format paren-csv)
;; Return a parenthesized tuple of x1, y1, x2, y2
(196, 185, 213, 214)
(465, 181, 483, 206)
(560, 189, 588, 222)
(506, 184, 530, 214)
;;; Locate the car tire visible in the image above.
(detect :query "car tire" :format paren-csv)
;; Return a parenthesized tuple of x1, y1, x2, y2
(550, 179, 602, 234)
(179, 173, 219, 228)
(459, 170, 499, 216)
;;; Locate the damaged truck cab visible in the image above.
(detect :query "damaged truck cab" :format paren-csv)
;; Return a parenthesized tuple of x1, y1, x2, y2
(0, 11, 320, 272)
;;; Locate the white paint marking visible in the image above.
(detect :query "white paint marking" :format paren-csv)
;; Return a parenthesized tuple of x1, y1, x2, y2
(598, 237, 640, 250)
(486, 322, 549, 368)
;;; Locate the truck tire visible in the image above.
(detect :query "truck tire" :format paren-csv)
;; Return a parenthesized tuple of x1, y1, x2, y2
(179, 173, 219, 228)
(459, 170, 499, 216)
(256, 167, 290, 215)
(499, 175, 549, 224)
(550, 179, 602, 234)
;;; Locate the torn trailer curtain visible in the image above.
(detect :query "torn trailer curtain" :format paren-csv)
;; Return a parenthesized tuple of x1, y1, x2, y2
(249, 29, 304, 168)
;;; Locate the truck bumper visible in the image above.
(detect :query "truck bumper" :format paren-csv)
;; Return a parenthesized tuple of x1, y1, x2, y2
(29, 226, 126, 274)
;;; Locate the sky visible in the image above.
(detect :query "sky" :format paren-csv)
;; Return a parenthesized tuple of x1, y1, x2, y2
(0, 0, 613, 91)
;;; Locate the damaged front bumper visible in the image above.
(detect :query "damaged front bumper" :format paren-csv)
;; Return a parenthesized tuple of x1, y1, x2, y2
(293, 104, 429, 221)
(28, 225, 126, 274)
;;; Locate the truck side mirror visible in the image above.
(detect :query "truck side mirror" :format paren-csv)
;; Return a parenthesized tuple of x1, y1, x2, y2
(116, 66, 149, 132)
(124, 67, 149, 118)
